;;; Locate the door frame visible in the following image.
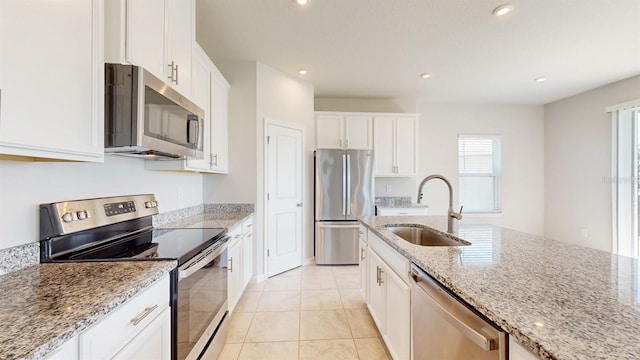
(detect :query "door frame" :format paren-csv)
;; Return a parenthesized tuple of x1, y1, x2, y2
(263, 117, 305, 278)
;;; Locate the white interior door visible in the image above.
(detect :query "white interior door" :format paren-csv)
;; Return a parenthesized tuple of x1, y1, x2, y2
(266, 123, 303, 276)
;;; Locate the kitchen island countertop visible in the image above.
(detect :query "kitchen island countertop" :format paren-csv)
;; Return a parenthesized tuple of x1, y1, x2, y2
(0, 260, 176, 360)
(358, 215, 640, 360)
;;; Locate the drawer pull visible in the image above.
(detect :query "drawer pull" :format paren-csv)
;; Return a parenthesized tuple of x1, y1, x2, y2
(131, 304, 158, 326)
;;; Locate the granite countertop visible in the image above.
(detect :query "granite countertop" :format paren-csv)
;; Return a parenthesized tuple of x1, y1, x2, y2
(158, 211, 253, 230)
(0, 261, 176, 360)
(358, 215, 640, 360)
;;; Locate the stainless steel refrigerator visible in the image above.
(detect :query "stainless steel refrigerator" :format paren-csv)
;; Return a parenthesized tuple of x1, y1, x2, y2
(314, 149, 375, 264)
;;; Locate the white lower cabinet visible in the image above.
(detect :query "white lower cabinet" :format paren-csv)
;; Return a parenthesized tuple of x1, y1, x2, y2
(78, 275, 171, 359)
(228, 216, 254, 314)
(366, 231, 411, 360)
(43, 336, 78, 360)
(509, 337, 539, 360)
(112, 307, 171, 360)
(227, 228, 243, 313)
(358, 224, 368, 302)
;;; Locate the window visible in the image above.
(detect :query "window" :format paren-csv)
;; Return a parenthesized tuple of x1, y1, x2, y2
(458, 135, 501, 213)
(609, 99, 640, 258)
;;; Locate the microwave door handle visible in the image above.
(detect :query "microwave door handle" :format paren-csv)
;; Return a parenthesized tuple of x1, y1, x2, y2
(186, 116, 199, 145)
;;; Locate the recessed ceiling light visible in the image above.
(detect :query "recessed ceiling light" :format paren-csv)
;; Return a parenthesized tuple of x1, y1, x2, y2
(297, 69, 308, 75)
(420, 73, 432, 79)
(295, 0, 308, 5)
(492, 4, 513, 16)
(535, 77, 547, 83)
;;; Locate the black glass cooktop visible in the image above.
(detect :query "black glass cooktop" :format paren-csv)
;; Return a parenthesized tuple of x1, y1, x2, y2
(43, 226, 227, 266)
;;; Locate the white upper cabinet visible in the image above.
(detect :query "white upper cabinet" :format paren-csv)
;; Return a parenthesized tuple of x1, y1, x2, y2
(374, 115, 419, 177)
(105, 0, 193, 97)
(0, 0, 104, 162)
(146, 43, 229, 173)
(315, 112, 373, 150)
(209, 68, 230, 173)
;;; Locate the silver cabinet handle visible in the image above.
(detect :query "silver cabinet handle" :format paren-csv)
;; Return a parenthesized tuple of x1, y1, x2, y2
(378, 267, 384, 285)
(360, 248, 365, 261)
(167, 61, 175, 82)
(376, 266, 381, 285)
(175, 64, 179, 84)
(131, 304, 158, 326)
(229, 257, 233, 272)
(297, 203, 303, 207)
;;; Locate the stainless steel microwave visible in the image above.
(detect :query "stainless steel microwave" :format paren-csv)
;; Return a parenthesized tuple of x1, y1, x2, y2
(104, 63, 205, 160)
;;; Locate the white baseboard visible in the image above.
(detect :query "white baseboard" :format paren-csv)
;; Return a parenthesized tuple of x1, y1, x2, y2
(303, 256, 315, 266)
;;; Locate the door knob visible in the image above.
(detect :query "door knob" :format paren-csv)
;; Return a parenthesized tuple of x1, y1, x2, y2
(297, 203, 303, 207)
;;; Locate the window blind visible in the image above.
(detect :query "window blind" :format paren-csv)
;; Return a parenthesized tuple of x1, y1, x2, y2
(458, 135, 501, 212)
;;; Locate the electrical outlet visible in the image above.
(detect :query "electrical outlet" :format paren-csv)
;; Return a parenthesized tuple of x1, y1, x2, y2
(580, 227, 589, 238)
(385, 184, 391, 193)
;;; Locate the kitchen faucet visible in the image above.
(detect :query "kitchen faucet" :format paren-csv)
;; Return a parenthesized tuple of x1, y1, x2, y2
(417, 174, 463, 234)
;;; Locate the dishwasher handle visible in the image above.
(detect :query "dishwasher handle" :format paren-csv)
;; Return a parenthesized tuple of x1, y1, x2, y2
(411, 267, 497, 351)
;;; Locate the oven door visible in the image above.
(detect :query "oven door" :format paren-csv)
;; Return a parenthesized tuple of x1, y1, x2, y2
(176, 240, 228, 360)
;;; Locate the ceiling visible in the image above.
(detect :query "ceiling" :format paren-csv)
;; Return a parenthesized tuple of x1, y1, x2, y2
(195, 0, 640, 105)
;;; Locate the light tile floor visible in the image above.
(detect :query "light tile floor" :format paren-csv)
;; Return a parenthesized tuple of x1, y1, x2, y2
(218, 264, 391, 360)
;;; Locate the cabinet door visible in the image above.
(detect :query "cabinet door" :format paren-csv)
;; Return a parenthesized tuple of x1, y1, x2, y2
(43, 337, 78, 360)
(185, 45, 212, 171)
(395, 117, 417, 176)
(228, 241, 243, 313)
(166, 0, 193, 96)
(384, 266, 411, 360)
(112, 307, 171, 360)
(367, 249, 386, 333)
(359, 235, 368, 302)
(242, 230, 253, 289)
(316, 115, 344, 149)
(0, 0, 104, 162)
(345, 115, 373, 149)
(373, 117, 396, 175)
(210, 71, 229, 173)
(126, 0, 165, 81)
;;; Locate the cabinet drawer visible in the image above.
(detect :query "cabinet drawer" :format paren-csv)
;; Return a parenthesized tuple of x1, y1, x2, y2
(228, 224, 243, 248)
(79, 275, 170, 359)
(368, 230, 410, 284)
(242, 217, 253, 234)
(358, 224, 368, 244)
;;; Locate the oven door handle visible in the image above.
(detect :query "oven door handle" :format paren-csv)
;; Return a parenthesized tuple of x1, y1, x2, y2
(178, 239, 228, 280)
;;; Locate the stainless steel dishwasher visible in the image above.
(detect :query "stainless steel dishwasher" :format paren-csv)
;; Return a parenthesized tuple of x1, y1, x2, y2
(410, 264, 507, 360)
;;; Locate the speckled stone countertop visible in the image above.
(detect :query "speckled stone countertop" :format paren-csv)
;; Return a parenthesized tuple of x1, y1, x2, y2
(358, 216, 640, 360)
(375, 196, 428, 208)
(158, 211, 253, 230)
(0, 261, 176, 360)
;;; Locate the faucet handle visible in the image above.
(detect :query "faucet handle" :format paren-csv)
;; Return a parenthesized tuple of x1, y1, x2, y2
(451, 205, 463, 220)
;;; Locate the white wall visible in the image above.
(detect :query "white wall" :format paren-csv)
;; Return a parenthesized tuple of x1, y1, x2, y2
(203, 61, 314, 280)
(417, 103, 545, 235)
(0, 156, 203, 249)
(203, 61, 258, 204)
(256, 63, 315, 269)
(545, 75, 640, 252)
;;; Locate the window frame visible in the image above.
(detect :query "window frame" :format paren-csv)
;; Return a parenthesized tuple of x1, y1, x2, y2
(457, 134, 502, 214)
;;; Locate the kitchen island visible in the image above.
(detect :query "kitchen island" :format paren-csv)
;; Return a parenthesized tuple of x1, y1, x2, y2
(358, 215, 640, 360)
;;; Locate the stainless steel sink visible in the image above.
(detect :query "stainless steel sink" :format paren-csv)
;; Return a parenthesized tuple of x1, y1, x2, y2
(384, 225, 470, 246)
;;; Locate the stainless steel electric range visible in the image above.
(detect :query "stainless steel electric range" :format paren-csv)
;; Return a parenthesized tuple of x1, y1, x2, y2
(39, 194, 229, 360)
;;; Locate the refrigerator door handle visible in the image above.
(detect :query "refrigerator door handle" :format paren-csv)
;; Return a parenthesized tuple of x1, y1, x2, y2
(346, 153, 351, 215)
(317, 223, 360, 229)
(342, 153, 347, 215)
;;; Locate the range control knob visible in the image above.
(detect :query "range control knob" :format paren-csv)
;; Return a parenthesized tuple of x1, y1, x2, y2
(61, 212, 74, 223)
(145, 201, 153, 208)
(77, 210, 87, 220)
